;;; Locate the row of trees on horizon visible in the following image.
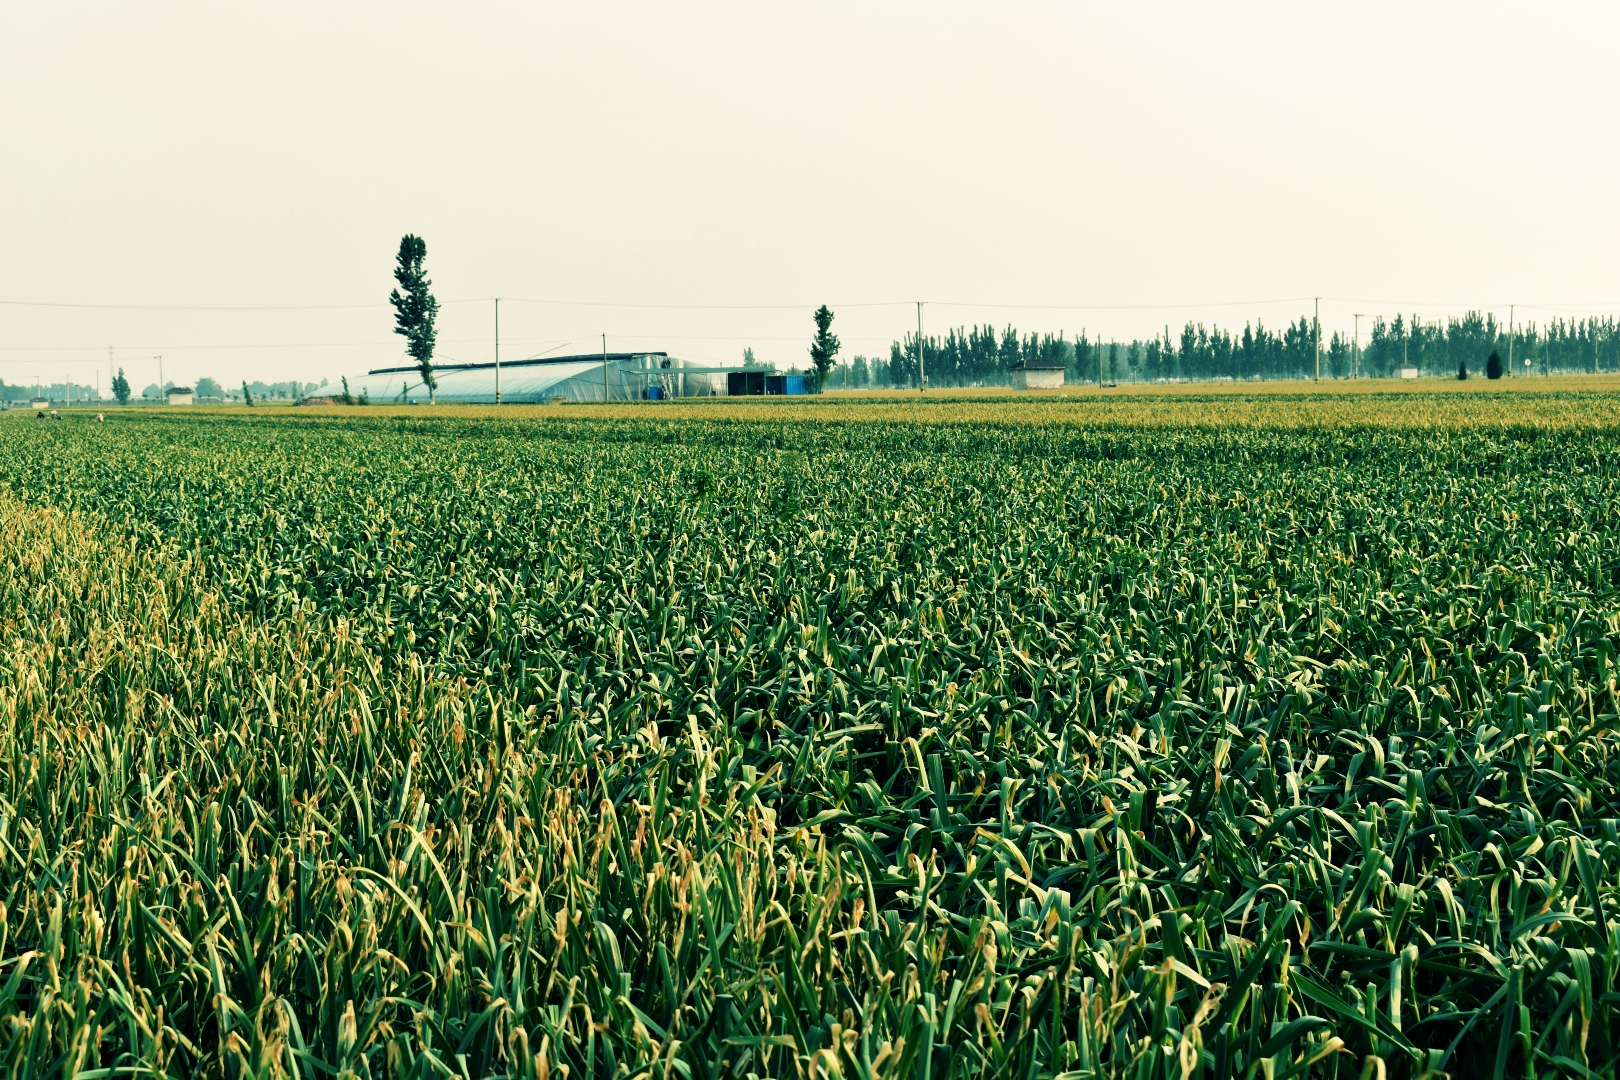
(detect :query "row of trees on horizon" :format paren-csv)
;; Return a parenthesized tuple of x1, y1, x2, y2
(1, 377, 321, 403)
(807, 312, 1620, 388)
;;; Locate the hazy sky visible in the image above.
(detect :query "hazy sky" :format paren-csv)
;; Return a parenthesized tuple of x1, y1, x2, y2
(4, 2, 1618, 391)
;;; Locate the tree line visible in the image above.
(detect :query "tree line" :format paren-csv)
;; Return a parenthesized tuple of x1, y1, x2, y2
(2, 376, 326, 404)
(1366, 313, 1618, 378)
(819, 312, 1619, 388)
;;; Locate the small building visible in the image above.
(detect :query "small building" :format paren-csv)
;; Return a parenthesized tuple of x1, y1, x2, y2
(727, 371, 808, 396)
(1397, 366, 1418, 380)
(165, 386, 195, 405)
(1011, 358, 1065, 390)
(30, 397, 49, 409)
(765, 374, 809, 395)
(727, 371, 767, 396)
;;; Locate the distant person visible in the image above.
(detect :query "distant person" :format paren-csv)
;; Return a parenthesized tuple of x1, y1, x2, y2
(96, 413, 104, 421)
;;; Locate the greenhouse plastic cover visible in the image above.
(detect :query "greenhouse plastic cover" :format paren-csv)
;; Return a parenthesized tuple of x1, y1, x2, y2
(344, 356, 684, 404)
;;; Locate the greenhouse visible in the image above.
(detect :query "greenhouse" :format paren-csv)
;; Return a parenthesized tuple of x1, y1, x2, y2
(344, 353, 732, 404)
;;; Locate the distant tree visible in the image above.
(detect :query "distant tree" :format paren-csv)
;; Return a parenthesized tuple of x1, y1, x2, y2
(389, 234, 440, 403)
(339, 376, 357, 406)
(195, 376, 224, 400)
(1486, 351, 1503, 379)
(242, 381, 254, 406)
(742, 347, 757, 367)
(808, 306, 841, 392)
(112, 369, 131, 405)
(1458, 360, 1468, 381)
(852, 355, 869, 388)
(1327, 332, 1352, 379)
(141, 383, 161, 400)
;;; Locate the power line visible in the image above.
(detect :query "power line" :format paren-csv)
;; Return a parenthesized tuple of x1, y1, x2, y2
(0, 330, 900, 357)
(924, 296, 1318, 311)
(0, 295, 906, 312)
(1322, 296, 1619, 312)
(0, 299, 400, 311)
(0, 333, 569, 355)
(581, 332, 897, 343)
(494, 298, 909, 311)
(0, 339, 400, 354)
(3, 292, 1613, 314)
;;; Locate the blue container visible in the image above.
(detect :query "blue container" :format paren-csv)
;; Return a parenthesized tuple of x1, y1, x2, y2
(646, 385, 663, 400)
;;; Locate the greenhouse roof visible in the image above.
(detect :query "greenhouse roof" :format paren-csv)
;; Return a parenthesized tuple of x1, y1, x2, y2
(346, 352, 708, 404)
(365, 352, 668, 377)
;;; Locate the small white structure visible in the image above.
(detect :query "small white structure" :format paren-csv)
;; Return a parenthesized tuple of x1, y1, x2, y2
(1397, 366, 1418, 379)
(1011, 358, 1066, 390)
(30, 397, 49, 409)
(165, 386, 195, 405)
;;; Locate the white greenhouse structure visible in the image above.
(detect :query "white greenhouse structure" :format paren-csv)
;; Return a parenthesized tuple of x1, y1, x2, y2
(345, 353, 743, 404)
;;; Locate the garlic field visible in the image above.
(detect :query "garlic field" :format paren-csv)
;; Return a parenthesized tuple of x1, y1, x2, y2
(0, 394, 1615, 1078)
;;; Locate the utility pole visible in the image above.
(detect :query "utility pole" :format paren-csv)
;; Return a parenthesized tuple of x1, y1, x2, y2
(494, 298, 501, 405)
(1352, 314, 1364, 379)
(108, 346, 114, 396)
(1507, 304, 1514, 377)
(602, 333, 609, 402)
(1314, 297, 1321, 380)
(157, 356, 164, 404)
(917, 302, 926, 391)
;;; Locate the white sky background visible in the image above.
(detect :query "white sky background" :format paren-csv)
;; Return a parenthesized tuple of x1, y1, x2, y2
(2, 2, 1618, 391)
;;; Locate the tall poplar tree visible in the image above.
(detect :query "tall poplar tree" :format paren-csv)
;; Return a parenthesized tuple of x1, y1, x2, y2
(390, 235, 440, 403)
(808, 306, 841, 392)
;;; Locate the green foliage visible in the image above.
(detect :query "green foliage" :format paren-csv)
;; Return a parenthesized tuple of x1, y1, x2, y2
(0, 405, 1617, 1077)
(389, 234, 440, 401)
(241, 380, 253, 406)
(852, 354, 870, 388)
(1488, 351, 1505, 380)
(195, 376, 225, 400)
(112, 367, 131, 405)
(897, 314, 1620, 385)
(809, 305, 841, 392)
